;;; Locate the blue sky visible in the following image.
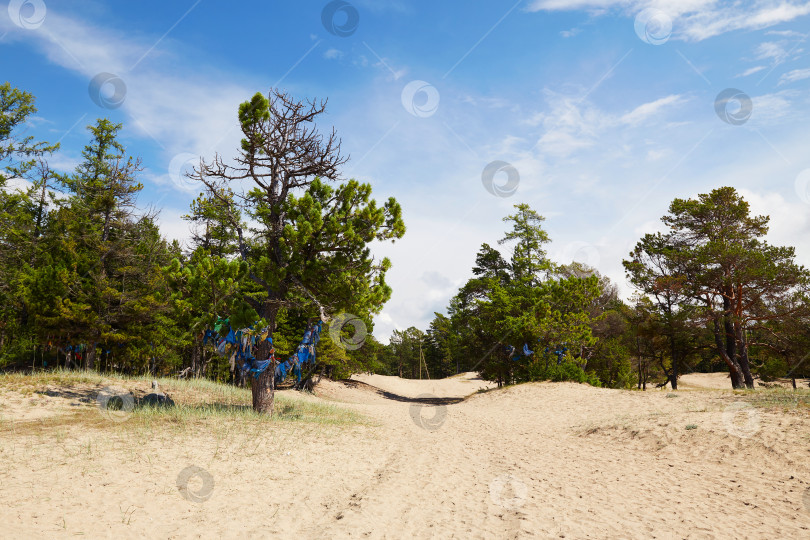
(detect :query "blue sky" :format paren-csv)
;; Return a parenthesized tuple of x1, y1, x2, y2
(3, 0, 810, 341)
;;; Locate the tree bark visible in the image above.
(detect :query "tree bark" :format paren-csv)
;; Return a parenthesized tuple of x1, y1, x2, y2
(724, 314, 736, 371)
(251, 365, 275, 414)
(713, 318, 744, 388)
(87, 345, 96, 371)
(735, 325, 755, 389)
(669, 342, 679, 390)
(249, 301, 280, 414)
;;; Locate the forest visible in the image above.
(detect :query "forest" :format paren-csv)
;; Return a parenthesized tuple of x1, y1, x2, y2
(2, 81, 809, 400)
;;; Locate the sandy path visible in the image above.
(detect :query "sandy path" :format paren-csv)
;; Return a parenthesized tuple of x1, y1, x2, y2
(309, 380, 810, 539)
(1, 374, 809, 539)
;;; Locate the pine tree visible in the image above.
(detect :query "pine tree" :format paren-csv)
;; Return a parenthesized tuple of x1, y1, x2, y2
(187, 89, 405, 413)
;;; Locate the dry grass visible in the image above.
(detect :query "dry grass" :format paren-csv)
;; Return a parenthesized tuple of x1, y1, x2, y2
(0, 369, 367, 439)
(730, 386, 810, 412)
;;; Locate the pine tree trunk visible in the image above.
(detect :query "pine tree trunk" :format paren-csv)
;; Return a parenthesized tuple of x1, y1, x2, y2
(251, 367, 275, 414)
(735, 326, 755, 389)
(642, 361, 647, 391)
(669, 336, 679, 390)
(251, 338, 276, 415)
(713, 317, 745, 388)
(87, 346, 96, 371)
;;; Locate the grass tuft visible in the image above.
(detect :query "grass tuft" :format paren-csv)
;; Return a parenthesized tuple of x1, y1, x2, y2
(0, 368, 366, 436)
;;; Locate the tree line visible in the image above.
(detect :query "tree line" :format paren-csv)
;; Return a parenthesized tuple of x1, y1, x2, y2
(375, 196, 810, 390)
(2, 80, 808, 404)
(1, 83, 399, 413)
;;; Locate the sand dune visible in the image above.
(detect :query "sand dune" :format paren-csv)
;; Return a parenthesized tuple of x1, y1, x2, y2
(1, 373, 809, 539)
(670, 372, 809, 391)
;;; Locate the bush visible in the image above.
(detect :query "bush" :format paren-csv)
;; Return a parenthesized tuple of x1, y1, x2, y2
(498, 352, 601, 387)
(755, 356, 789, 382)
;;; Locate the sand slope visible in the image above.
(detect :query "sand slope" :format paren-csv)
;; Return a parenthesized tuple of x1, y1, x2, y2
(1, 373, 809, 539)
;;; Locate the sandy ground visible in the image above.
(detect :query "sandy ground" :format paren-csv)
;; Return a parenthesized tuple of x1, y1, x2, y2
(669, 372, 809, 391)
(1, 372, 809, 539)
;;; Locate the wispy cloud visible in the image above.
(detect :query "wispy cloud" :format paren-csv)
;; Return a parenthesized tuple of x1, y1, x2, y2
(620, 94, 685, 125)
(528, 1, 810, 41)
(754, 40, 803, 64)
(779, 67, 810, 84)
(6, 1, 810, 341)
(1, 10, 265, 195)
(737, 65, 767, 77)
(533, 91, 686, 157)
(753, 90, 801, 121)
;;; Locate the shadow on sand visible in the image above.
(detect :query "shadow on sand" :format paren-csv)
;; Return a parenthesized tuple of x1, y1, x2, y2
(336, 379, 464, 405)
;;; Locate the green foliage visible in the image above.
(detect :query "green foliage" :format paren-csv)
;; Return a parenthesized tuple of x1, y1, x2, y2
(624, 186, 810, 389)
(171, 89, 406, 393)
(188, 91, 405, 334)
(590, 337, 633, 389)
(498, 203, 551, 284)
(378, 204, 607, 388)
(0, 82, 59, 181)
(1, 102, 179, 375)
(756, 356, 789, 382)
(4, 83, 809, 401)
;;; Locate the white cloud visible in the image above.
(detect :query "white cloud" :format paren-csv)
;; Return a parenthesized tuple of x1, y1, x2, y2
(737, 65, 767, 77)
(323, 48, 344, 60)
(752, 90, 799, 121)
(533, 91, 607, 156)
(528, 1, 810, 41)
(353, 55, 370, 68)
(779, 67, 810, 84)
(620, 94, 685, 125)
(645, 148, 669, 161)
(1, 176, 68, 202)
(461, 95, 512, 109)
(539, 128, 597, 156)
(738, 188, 810, 259)
(755, 41, 794, 63)
(534, 91, 685, 157)
(154, 207, 193, 245)
(766, 29, 807, 37)
(0, 9, 262, 199)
